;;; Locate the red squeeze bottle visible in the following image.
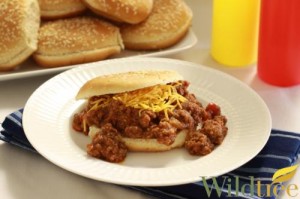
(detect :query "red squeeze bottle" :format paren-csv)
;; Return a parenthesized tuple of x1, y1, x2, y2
(257, 0, 300, 87)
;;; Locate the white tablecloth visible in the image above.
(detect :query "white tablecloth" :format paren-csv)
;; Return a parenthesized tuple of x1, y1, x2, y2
(1, 1, 300, 198)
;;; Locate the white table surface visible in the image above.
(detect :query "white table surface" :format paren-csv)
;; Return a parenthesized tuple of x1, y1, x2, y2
(1, 1, 300, 198)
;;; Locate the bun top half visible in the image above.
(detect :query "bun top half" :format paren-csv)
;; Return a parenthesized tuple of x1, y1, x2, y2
(76, 70, 183, 100)
(33, 17, 123, 67)
(0, 0, 40, 70)
(36, 17, 122, 56)
(120, 0, 192, 50)
(83, 0, 153, 24)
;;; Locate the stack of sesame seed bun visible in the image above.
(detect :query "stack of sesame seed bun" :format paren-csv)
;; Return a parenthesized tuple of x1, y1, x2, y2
(0, 0, 193, 70)
(0, 0, 40, 71)
(38, 0, 87, 20)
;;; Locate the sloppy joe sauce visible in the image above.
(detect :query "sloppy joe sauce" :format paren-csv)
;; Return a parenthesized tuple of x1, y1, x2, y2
(72, 81, 228, 163)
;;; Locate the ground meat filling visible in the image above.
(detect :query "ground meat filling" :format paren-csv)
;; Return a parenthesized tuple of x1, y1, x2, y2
(185, 131, 214, 155)
(87, 123, 127, 163)
(72, 80, 228, 162)
(184, 103, 228, 154)
(201, 117, 228, 145)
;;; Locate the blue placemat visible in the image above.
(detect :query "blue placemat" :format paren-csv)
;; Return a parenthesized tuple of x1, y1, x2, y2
(1, 109, 300, 199)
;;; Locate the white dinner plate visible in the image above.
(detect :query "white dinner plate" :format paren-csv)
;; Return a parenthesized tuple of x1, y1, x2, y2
(0, 30, 197, 81)
(23, 57, 271, 186)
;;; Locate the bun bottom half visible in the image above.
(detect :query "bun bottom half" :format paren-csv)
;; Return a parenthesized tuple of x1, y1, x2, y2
(122, 26, 190, 51)
(41, 9, 86, 20)
(33, 46, 121, 68)
(123, 130, 187, 152)
(0, 46, 36, 71)
(89, 126, 187, 152)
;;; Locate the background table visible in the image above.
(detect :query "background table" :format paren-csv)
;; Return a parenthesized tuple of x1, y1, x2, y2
(1, 1, 300, 198)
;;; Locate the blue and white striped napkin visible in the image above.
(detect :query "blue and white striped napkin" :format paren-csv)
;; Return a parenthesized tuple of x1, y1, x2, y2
(1, 109, 300, 199)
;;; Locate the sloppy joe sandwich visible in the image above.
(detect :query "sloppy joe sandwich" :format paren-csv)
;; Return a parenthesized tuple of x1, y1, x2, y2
(0, 0, 40, 71)
(82, 0, 153, 24)
(72, 70, 228, 163)
(33, 17, 123, 68)
(38, 0, 87, 19)
(120, 0, 193, 50)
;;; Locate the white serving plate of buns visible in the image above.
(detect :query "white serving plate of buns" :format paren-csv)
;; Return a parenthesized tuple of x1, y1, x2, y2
(23, 57, 271, 186)
(0, 0, 197, 81)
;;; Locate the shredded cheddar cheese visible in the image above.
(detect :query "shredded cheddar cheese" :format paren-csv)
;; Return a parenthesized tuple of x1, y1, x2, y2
(89, 96, 113, 111)
(81, 83, 187, 131)
(113, 84, 187, 118)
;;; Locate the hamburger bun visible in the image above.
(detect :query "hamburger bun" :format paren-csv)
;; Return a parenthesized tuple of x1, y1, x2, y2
(89, 125, 187, 152)
(0, 0, 40, 71)
(120, 0, 193, 50)
(77, 70, 185, 153)
(38, 0, 87, 19)
(33, 17, 124, 68)
(76, 70, 183, 99)
(82, 0, 153, 24)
